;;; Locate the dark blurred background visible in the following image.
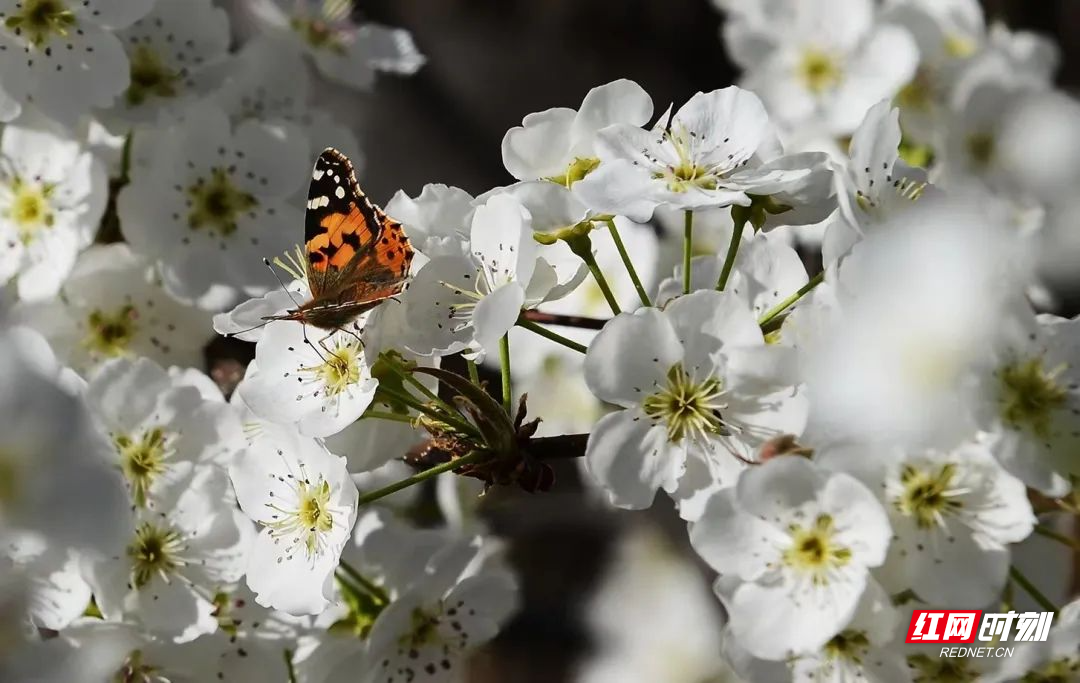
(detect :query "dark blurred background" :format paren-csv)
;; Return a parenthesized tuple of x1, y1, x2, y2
(351, 0, 1080, 202)
(286, 2, 1080, 680)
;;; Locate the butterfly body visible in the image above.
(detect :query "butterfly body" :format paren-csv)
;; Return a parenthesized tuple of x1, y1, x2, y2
(265, 147, 413, 331)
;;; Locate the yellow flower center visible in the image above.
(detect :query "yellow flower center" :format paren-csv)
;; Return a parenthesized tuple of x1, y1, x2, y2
(187, 168, 257, 238)
(799, 49, 842, 94)
(113, 650, 161, 682)
(114, 427, 172, 508)
(944, 34, 978, 59)
(781, 514, 852, 585)
(823, 629, 871, 664)
(266, 474, 336, 559)
(6, 178, 55, 243)
(650, 124, 720, 193)
(305, 344, 362, 397)
(896, 68, 934, 112)
(290, 0, 353, 54)
(998, 357, 1068, 439)
(83, 305, 139, 358)
(642, 363, 727, 443)
(894, 462, 962, 529)
(4, 0, 75, 48)
(126, 44, 181, 106)
(545, 156, 601, 188)
(967, 133, 996, 169)
(127, 522, 185, 588)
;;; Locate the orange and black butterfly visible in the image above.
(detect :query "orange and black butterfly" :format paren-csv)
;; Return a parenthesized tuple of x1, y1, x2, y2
(265, 147, 414, 331)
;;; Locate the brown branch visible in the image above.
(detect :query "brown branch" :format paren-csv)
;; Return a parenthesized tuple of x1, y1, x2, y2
(529, 433, 588, 460)
(521, 310, 608, 330)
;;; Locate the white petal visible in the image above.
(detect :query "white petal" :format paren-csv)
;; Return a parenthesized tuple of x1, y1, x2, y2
(584, 307, 682, 406)
(689, 489, 784, 580)
(584, 410, 681, 509)
(569, 78, 653, 156)
(572, 159, 664, 223)
(501, 107, 576, 180)
(471, 283, 525, 357)
(470, 193, 537, 288)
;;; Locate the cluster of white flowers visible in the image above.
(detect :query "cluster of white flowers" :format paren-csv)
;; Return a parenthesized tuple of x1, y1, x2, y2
(3, 0, 1080, 681)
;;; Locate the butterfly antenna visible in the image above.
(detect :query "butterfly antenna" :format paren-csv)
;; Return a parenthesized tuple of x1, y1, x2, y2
(223, 319, 274, 339)
(263, 257, 303, 308)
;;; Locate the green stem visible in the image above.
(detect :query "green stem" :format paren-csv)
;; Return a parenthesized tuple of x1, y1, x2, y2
(605, 218, 651, 308)
(376, 384, 481, 440)
(120, 132, 133, 182)
(361, 409, 416, 425)
(758, 270, 825, 327)
(683, 210, 694, 294)
(717, 211, 746, 291)
(337, 559, 389, 604)
(284, 649, 297, 683)
(466, 358, 480, 385)
(499, 334, 513, 415)
(1033, 523, 1080, 552)
(381, 358, 453, 414)
(516, 318, 587, 354)
(1009, 566, 1058, 613)
(568, 235, 621, 315)
(357, 451, 487, 506)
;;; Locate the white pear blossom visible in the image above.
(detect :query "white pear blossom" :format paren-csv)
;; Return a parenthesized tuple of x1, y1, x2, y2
(987, 597, 1080, 683)
(117, 102, 307, 310)
(243, 0, 424, 91)
(12, 243, 212, 374)
(0, 120, 106, 301)
(819, 439, 1035, 606)
(0, 325, 130, 557)
(689, 456, 891, 660)
(983, 314, 1080, 496)
(405, 192, 563, 360)
(502, 78, 653, 183)
(574, 86, 824, 222)
(725, 580, 909, 683)
(230, 423, 359, 615)
(84, 356, 244, 509)
(802, 196, 1032, 450)
(237, 320, 379, 439)
(214, 34, 361, 168)
(0, 0, 156, 124)
(106, 0, 231, 124)
(583, 289, 807, 519)
(2, 620, 282, 682)
(881, 0, 986, 143)
(722, 0, 919, 136)
(352, 515, 517, 683)
(383, 183, 474, 266)
(823, 100, 938, 266)
(83, 464, 253, 642)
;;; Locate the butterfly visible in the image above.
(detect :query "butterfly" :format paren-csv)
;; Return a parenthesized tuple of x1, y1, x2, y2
(265, 147, 414, 332)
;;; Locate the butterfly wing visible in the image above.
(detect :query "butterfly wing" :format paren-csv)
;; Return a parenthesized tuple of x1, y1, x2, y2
(302, 148, 414, 305)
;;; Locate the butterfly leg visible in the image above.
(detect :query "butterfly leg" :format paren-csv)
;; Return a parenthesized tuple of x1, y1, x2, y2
(300, 322, 333, 364)
(315, 330, 358, 366)
(340, 321, 365, 348)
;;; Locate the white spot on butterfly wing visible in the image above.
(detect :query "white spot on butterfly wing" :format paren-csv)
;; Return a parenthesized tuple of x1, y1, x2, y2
(313, 168, 325, 181)
(335, 186, 346, 199)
